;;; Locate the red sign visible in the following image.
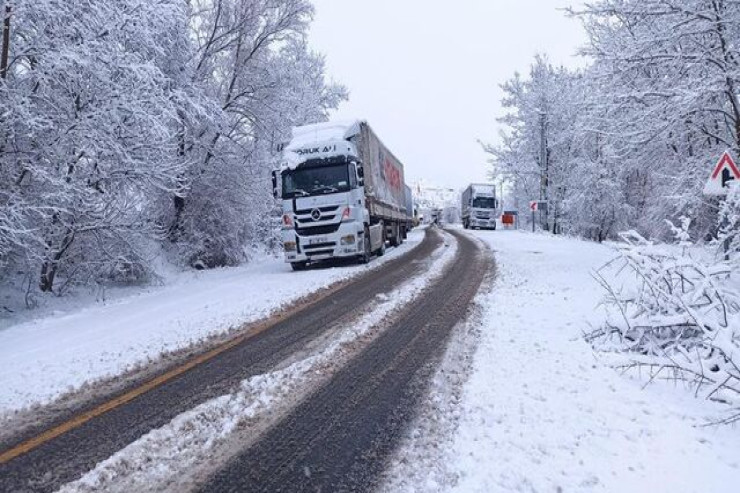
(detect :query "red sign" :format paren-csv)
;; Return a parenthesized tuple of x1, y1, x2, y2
(529, 201, 538, 212)
(705, 150, 740, 195)
(712, 151, 740, 179)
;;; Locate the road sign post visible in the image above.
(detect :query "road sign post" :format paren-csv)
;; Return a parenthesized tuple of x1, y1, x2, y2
(704, 150, 740, 196)
(528, 201, 548, 232)
(529, 201, 538, 232)
(704, 151, 740, 260)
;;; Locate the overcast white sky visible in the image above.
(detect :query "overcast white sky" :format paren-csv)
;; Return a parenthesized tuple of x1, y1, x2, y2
(308, 0, 587, 189)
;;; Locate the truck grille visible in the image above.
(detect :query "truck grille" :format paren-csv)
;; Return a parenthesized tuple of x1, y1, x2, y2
(303, 242, 335, 250)
(295, 206, 339, 215)
(296, 215, 337, 224)
(296, 223, 341, 236)
(305, 248, 334, 257)
(295, 205, 340, 227)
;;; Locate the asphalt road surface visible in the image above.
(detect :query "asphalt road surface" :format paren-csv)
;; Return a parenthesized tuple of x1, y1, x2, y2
(0, 227, 490, 492)
(201, 229, 489, 492)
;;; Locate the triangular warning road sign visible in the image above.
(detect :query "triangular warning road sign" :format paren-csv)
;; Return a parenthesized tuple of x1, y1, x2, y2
(704, 151, 740, 196)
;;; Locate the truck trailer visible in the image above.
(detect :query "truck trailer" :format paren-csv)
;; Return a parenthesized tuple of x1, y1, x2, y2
(272, 120, 410, 270)
(461, 183, 499, 230)
(403, 184, 415, 236)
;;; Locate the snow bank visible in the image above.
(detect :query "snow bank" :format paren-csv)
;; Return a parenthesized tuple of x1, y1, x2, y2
(452, 231, 740, 492)
(386, 230, 740, 492)
(0, 230, 424, 416)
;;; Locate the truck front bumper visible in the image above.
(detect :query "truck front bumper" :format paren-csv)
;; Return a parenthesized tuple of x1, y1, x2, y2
(470, 218, 497, 229)
(282, 222, 365, 263)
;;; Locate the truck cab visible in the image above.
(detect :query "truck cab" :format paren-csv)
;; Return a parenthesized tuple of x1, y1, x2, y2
(462, 184, 499, 230)
(273, 122, 391, 270)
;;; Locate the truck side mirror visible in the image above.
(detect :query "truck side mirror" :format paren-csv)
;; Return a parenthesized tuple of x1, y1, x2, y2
(356, 165, 364, 186)
(271, 170, 279, 199)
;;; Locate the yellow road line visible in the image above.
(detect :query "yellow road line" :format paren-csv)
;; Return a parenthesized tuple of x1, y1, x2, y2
(0, 280, 348, 465)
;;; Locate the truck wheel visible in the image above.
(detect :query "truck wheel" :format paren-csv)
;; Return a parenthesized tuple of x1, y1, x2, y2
(377, 241, 386, 256)
(389, 226, 399, 247)
(290, 261, 308, 271)
(376, 232, 386, 256)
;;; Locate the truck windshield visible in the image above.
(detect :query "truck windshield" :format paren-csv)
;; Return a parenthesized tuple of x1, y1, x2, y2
(282, 164, 351, 199)
(473, 197, 496, 209)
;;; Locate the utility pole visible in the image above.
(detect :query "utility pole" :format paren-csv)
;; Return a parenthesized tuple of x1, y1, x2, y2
(1, 2, 10, 79)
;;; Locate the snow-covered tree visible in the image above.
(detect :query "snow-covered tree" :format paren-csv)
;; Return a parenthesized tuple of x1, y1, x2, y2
(486, 56, 586, 234)
(573, 0, 740, 238)
(488, 0, 740, 242)
(0, 0, 345, 296)
(166, 0, 346, 268)
(0, 0, 205, 291)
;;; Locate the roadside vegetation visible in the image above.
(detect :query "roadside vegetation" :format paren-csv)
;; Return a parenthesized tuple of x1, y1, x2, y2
(589, 219, 740, 424)
(489, 0, 740, 242)
(489, 0, 740, 423)
(0, 0, 345, 299)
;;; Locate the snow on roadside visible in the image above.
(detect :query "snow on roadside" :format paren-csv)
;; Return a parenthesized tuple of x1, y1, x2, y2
(57, 233, 459, 493)
(0, 230, 425, 416)
(386, 230, 740, 493)
(379, 265, 491, 493)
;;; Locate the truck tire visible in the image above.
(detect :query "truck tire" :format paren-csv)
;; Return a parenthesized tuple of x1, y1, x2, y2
(376, 231, 386, 256)
(389, 225, 400, 247)
(291, 261, 308, 271)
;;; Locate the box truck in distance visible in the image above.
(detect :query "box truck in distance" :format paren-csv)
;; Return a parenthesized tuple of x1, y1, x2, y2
(461, 183, 499, 230)
(272, 121, 411, 271)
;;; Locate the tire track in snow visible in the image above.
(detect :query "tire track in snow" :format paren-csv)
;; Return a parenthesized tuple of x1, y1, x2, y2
(0, 230, 442, 493)
(56, 232, 459, 493)
(199, 229, 490, 493)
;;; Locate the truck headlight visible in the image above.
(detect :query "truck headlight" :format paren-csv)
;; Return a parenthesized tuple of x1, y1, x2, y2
(284, 241, 297, 252)
(340, 234, 356, 245)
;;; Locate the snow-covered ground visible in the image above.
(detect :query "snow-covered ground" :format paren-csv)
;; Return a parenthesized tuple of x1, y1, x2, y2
(385, 230, 740, 492)
(0, 230, 424, 416)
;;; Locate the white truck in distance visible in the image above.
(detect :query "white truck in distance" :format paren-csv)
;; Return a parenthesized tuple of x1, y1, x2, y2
(461, 183, 499, 230)
(273, 120, 412, 271)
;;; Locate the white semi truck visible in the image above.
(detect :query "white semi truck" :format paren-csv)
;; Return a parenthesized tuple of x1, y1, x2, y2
(272, 120, 410, 270)
(461, 183, 499, 230)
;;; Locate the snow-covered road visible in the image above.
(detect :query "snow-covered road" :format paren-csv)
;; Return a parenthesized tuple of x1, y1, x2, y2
(0, 230, 424, 416)
(56, 231, 459, 493)
(385, 230, 740, 493)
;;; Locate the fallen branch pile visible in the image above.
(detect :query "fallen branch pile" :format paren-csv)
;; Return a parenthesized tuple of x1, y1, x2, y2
(588, 224, 740, 424)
